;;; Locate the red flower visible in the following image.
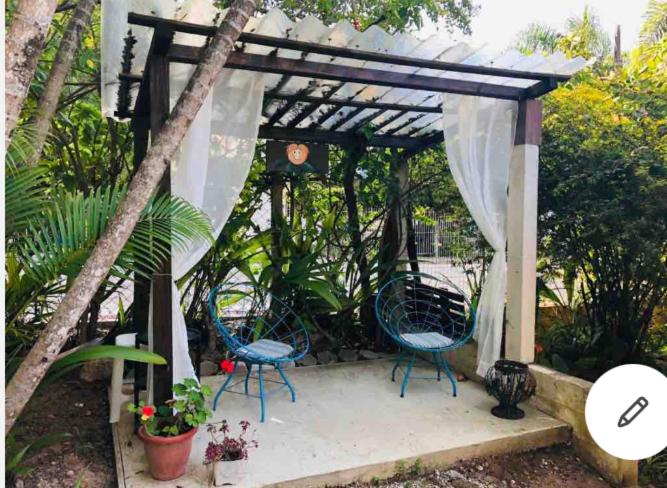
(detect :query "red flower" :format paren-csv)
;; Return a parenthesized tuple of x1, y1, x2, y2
(141, 405, 155, 421)
(535, 343, 544, 354)
(220, 359, 235, 374)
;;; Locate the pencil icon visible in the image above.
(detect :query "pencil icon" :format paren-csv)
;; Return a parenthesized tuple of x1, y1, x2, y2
(617, 396, 649, 428)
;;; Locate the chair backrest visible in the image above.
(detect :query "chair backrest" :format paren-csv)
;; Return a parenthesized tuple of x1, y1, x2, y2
(375, 272, 476, 350)
(208, 282, 310, 363)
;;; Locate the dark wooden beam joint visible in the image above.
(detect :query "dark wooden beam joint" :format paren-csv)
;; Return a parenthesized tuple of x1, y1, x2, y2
(153, 22, 175, 56)
(515, 99, 543, 146)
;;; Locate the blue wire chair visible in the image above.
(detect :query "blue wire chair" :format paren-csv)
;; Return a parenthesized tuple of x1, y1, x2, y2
(208, 283, 310, 422)
(375, 272, 477, 398)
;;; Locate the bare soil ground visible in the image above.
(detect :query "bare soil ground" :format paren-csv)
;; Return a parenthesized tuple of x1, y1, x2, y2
(8, 373, 116, 488)
(336, 444, 614, 488)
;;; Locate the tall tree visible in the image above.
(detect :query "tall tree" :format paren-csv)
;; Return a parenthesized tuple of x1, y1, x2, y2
(27, 0, 97, 167)
(5, 0, 258, 434)
(558, 6, 611, 60)
(5, 0, 59, 147)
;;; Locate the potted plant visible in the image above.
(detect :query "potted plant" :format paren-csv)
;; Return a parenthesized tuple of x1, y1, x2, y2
(129, 378, 212, 481)
(204, 420, 258, 486)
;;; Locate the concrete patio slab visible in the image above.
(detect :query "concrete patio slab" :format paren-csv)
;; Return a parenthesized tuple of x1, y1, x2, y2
(114, 359, 570, 487)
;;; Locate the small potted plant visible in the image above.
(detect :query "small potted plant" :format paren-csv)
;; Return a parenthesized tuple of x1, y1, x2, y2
(129, 378, 212, 481)
(204, 420, 258, 486)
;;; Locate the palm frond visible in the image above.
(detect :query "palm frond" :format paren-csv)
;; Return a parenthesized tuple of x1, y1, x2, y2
(641, 0, 667, 44)
(15, 184, 214, 284)
(5, 125, 39, 170)
(5, 165, 48, 236)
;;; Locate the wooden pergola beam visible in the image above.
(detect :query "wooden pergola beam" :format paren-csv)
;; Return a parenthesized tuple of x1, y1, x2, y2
(285, 83, 344, 128)
(265, 92, 442, 116)
(383, 114, 427, 136)
(258, 125, 424, 149)
(168, 46, 530, 101)
(402, 131, 445, 159)
(128, 12, 569, 84)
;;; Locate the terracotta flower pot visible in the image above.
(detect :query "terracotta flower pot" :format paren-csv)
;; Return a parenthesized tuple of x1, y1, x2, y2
(138, 426, 198, 481)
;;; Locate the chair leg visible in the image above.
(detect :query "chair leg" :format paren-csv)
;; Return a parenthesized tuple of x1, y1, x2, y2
(213, 359, 238, 411)
(244, 362, 252, 395)
(391, 349, 403, 382)
(400, 352, 416, 398)
(433, 352, 441, 381)
(276, 363, 296, 402)
(440, 356, 457, 397)
(258, 364, 265, 423)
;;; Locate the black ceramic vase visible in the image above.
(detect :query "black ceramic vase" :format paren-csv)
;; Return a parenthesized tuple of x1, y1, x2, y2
(485, 360, 536, 419)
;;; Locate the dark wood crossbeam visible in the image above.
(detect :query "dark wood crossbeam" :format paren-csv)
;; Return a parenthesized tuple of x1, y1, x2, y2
(259, 125, 426, 148)
(348, 94, 438, 133)
(265, 92, 442, 114)
(383, 113, 428, 136)
(285, 83, 344, 128)
(168, 46, 530, 100)
(402, 131, 445, 158)
(404, 121, 435, 137)
(327, 106, 363, 131)
(128, 12, 570, 84)
(266, 89, 302, 126)
(309, 99, 348, 129)
(370, 110, 408, 133)
(346, 106, 392, 133)
(261, 40, 311, 117)
(119, 72, 143, 83)
(305, 86, 365, 130)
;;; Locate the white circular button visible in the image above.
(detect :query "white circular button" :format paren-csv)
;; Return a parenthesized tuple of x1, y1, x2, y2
(585, 364, 667, 460)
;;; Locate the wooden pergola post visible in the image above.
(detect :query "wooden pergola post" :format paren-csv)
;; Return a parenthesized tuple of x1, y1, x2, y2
(148, 24, 174, 406)
(131, 106, 150, 428)
(505, 98, 543, 363)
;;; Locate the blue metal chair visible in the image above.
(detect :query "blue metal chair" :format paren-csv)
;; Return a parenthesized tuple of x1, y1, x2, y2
(375, 272, 476, 398)
(208, 283, 310, 422)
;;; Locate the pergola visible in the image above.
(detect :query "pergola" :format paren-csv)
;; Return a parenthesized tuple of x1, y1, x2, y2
(110, 7, 581, 406)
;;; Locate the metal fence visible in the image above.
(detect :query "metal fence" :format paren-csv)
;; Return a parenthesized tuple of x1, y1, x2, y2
(412, 211, 484, 295)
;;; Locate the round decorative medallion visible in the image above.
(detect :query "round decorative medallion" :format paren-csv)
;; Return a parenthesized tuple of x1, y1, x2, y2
(286, 143, 309, 165)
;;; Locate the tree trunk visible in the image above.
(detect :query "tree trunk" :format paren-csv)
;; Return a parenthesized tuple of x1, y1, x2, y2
(27, 0, 97, 167)
(5, 0, 59, 147)
(379, 150, 410, 284)
(342, 144, 373, 325)
(613, 25, 622, 68)
(5, 0, 258, 434)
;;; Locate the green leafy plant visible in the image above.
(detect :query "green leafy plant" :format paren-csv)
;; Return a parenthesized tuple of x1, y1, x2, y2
(29, 345, 167, 392)
(5, 162, 214, 368)
(539, 51, 667, 371)
(641, 447, 667, 485)
(129, 379, 212, 437)
(6, 432, 72, 480)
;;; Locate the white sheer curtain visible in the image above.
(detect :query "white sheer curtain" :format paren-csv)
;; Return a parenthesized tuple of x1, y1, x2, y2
(169, 68, 265, 384)
(101, 0, 265, 386)
(442, 95, 517, 376)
